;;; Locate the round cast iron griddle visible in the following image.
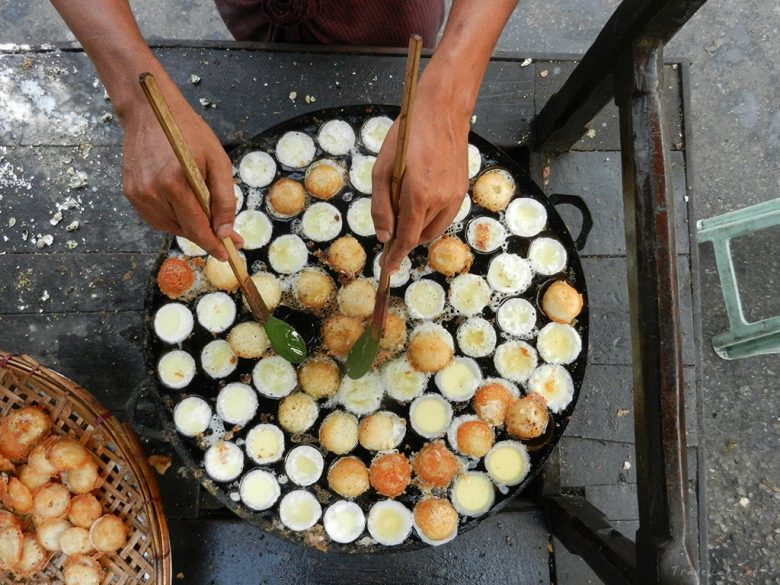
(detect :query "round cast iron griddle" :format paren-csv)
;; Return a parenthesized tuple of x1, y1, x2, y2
(139, 104, 590, 553)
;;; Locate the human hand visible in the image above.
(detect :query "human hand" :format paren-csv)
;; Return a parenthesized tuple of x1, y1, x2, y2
(371, 73, 470, 273)
(120, 90, 242, 261)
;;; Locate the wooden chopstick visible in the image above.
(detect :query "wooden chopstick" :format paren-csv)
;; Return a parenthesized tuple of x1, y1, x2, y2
(138, 73, 270, 322)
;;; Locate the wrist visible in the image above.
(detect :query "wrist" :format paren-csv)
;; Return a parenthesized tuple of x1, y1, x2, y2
(418, 58, 475, 135)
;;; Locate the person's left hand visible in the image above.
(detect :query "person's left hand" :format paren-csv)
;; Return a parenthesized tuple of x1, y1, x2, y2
(371, 73, 471, 272)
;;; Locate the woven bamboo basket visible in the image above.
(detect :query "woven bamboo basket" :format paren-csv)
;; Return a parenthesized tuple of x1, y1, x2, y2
(0, 352, 172, 585)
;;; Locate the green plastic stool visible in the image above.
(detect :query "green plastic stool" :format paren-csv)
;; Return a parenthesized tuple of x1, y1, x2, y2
(697, 198, 780, 359)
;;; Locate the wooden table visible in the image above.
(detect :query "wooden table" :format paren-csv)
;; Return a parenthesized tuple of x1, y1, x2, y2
(0, 43, 704, 584)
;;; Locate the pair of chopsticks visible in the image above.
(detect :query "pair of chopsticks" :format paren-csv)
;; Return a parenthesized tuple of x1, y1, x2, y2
(345, 34, 423, 379)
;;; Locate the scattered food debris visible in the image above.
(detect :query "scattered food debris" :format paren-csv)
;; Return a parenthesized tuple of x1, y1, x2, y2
(622, 461, 631, 471)
(50, 211, 63, 226)
(65, 240, 78, 250)
(289, 91, 298, 102)
(304, 94, 317, 104)
(520, 58, 533, 67)
(7, 217, 15, 227)
(148, 454, 173, 475)
(176, 572, 185, 580)
(616, 408, 630, 417)
(100, 112, 113, 123)
(66, 167, 88, 189)
(34, 234, 54, 248)
(66, 220, 80, 232)
(739, 497, 750, 508)
(586, 128, 597, 139)
(40, 290, 49, 302)
(198, 98, 216, 109)
(470, 114, 477, 125)
(190, 74, 201, 85)
(540, 69, 549, 78)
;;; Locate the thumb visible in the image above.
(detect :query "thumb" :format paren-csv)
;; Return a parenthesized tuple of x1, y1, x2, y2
(370, 155, 395, 244)
(206, 155, 242, 246)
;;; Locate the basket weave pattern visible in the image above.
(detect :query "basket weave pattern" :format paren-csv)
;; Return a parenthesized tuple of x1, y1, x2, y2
(0, 353, 171, 585)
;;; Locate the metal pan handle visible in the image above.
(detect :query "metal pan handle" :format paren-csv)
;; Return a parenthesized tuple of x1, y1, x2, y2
(124, 380, 169, 443)
(548, 193, 593, 251)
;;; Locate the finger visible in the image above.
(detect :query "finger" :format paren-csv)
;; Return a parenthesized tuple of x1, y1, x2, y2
(419, 201, 461, 243)
(383, 195, 426, 273)
(168, 183, 229, 261)
(205, 153, 239, 242)
(371, 126, 399, 243)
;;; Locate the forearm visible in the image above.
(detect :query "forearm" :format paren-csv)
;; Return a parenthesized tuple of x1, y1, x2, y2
(423, 0, 518, 122)
(49, 0, 183, 122)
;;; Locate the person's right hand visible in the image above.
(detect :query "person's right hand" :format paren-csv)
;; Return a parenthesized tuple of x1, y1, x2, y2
(120, 90, 242, 261)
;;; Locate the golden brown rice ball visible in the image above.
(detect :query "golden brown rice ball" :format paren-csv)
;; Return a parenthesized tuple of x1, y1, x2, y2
(337, 278, 376, 319)
(298, 355, 341, 400)
(472, 382, 515, 427)
(369, 452, 412, 498)
(472, 168, 515, 212)
(541, 280, 584, 324)
(506, 393, 549, 440)
(407, 330, 453, 373)
(321, 314, 364, 357)
(268, 177, 306, 217)
(414, 497, 458, 542)
(379, 311, 407, 352)
(327, 456, 370, 498)
(294, 269, 336, 312)
(305, 162, 345, 200)
(428, 236, 473, 276)
(277, 392, 319, 434)
(456, 420, 494, 458)
(327, 235, 367, 277)
(319, 411, 359, 455)
(205, 255, 245, 293)
(412, 441, 458, 488)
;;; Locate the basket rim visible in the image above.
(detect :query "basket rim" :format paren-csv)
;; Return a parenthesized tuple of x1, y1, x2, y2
(0, 351, 173, 585)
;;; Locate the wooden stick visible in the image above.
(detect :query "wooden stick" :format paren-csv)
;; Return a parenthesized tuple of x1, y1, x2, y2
(375, 34, 423, 324)
(138, 73, 269, 323)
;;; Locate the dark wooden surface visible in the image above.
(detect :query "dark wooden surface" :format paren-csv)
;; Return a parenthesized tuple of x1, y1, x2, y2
(0, 45, 702, 584)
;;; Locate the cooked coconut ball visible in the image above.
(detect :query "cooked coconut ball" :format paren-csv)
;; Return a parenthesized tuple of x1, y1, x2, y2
(537, 322, 582, 364)
(0, 524, 21, 570)
(346, 197, 376, 236)
(407, 323, 454, 373)
(449, 273, 491, 316)
(154, 303, 194, 344)
(267, 177, 306, 218)
(15, 532, 48, 576)
(485, 440, 530, 487)
(302, 201, 343, 242)
(472, 380, 519, 427)
(327, 235, 367, 276)
(336, 372, 384, 416)
(487, 253, 533, 294)
(227, 321, 269, 359)
(247, 272, 282, 312)
(435, 357, 482, 402)
(456, 317, 497, 358)
(528, 364, 574, 413)
(337, 278, 376, 318)
(276, 131, 316, 168)
(252, 356, 297, 399)
(373, 252, 412, 288)
(428, 235, 473, 276)
(381, 357, 428, 403)
(1, 478, 32, 515)
(379, 311, 407, 352)
(367, 500, 413, 546)
(61, 457, 100, 494)
(157, 350, 196, 390)
(528, 237, 567, 275)
(285, 446, 324, 487)
(451, 194, 472, 224)
(541, 280, 584, 324)
(157, 257, 194, 300)
(298, 355, 341, 400)
(359, 411, 406, 451)
(472, 168, 515, 212)
(496, 298, 537, 337)
(349, 154, 376, 195)
(196, 291, 236, 333)
(239, 151, 276, 188)
(0, 407, 51, 463)
(467, 144, 482, 179)
(449, 416, 494, 458)
(176, 236, 207, 257)
(239, 469, 280, 511)
(63, 554, 103, 585)
(201, 339, 238, 379)
(305, 159, 346, 200)
(322, 314, 364, 357)
(17, 466, 49, 492)
(506, 198, 547, 237)
(403, 282, 444, 324)
(467, 216, 507, 253)
(328, 456, 370, 498)
(89, 514, 127, 553)
(216, 383, 258, 427)
(506, 393, 549, 440)
(279, 489, 322, 531)
(323, 501, 366, 544)
(317, 119, 356, 156)
(268, 234, 308, 274)
(245, 424, 285, 465)
(319, 411, 359, 455)
(205, 254, 245, 292)
(409, 394, 453, 439)
(68, 494, 102, 530)
(46, 437, 90, 472)
(173, 396, 212, 437)
(494, 340, 538, 383)
(369, 452, 412, 498)
(234, 210, 273, 250)
(294, 269, 336, 312)
(32, 482, 70, 520)
(28, 439, 58, 477)
(412, 441, 458, 488)
(414, 497, 458, 545)
(361, 116, 393, 153)
(278, 392, 319, 434)
(59, 527, 93, 555)
(451, 471, 495, 517)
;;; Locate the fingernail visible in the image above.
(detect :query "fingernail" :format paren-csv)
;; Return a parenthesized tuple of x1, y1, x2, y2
(216, 224, 233, 238)
(376, 229, 391, 243)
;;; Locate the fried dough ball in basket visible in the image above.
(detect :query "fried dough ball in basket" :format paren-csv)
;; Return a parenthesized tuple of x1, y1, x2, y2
(32, 482, 71, 521)
(17, 464, 50, 492)
(61, 456, 102, 494)
(60, 526, 94, 555)
(45, 437, 90, 472)
(12, 532, 49, 577)
(89, 514, 128, 553)
(0, 476, 33, 515)
(63, 554, 104, 585)
(68, 494, 103, 529)
(0, 524, 23, 571)
(506, 393, 550, 440)
(0, 407, 52, 462)
(35, 518, 71, 552)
